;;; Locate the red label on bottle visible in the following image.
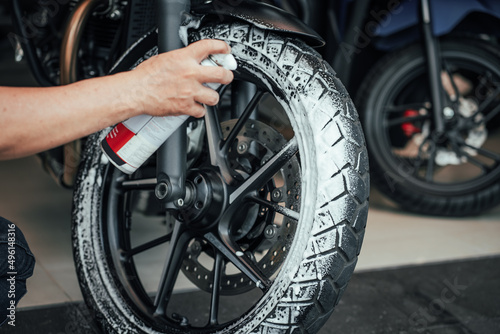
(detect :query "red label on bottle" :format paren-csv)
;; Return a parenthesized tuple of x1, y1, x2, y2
(105, 122, 135, 152)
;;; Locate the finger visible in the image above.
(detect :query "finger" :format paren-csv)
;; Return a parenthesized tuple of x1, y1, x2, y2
(195, 86, 221, 107)
(188, 39, 231, 62)
(170, 100, 206, 118)
(188, 102, 207, 118)
(197, 66, 234, 86)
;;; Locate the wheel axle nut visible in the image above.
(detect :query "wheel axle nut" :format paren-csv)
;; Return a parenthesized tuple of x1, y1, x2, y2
(264, 225, 276, 239)
(443, 107, 455, 119)
(155, 182, 170, 200)
(271, 189, 283, 202)
(237, 142, 248, 154)
(190, 241, 202, 255)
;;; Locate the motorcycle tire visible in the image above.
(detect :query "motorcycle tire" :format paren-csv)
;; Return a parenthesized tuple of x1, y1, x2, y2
(357, 39, 500, 216)
(72, 22, 369, 333)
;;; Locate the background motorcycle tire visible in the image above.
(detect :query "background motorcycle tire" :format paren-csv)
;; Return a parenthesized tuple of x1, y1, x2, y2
(72, 22, 369, 333)
(357, 39, 500, 217)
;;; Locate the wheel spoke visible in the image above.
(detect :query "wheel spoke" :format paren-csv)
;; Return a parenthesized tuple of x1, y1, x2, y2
(122, 234, 171, 260)
(384, 102, 431, 113)
(425, 144, 437, 182)
(119, 178, 157, 191)
(412, 157, 424, 177)
(248, 195, 300, 221)
(442, 64, 461, 101)
(482, 103, 500, 124)
(204, 232, 270, 290)
(461, 143, 500, 164)
(413, 137, 432, 175)
(476, 86, 500, 118)
(205, 105, 224, 167)
(205, 106, 236, 184)
(154, 220, 192, 316)
(209, 251, 224, 326)
(468, 157, 491, 173)
(460, 150, 492, 173)
(222, 90, 266, 153)
(230, 137, 299, 204)
(385, 114, 430, 128)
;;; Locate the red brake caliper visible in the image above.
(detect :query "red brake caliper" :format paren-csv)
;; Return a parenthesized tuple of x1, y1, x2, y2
(401, 110, 422, 137)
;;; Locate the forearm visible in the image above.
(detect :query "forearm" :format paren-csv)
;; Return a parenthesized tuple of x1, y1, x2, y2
(0, 72, 137, 160)
(0, 40, 234, 161)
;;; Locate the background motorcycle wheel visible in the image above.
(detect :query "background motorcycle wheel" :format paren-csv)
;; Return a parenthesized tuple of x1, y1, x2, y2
(72, 22, 369, 333)
(357, 39, 500, 216)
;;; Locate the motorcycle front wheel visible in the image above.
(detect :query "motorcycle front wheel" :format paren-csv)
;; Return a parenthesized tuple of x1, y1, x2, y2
(72, 22, 369, 333)
(358, 39, 500, 216)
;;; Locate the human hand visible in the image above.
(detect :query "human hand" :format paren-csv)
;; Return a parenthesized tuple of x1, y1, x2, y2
(125, 39, 235, 118)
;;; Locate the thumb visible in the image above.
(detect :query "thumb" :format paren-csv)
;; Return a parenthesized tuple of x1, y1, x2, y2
(189, 39, 231, 62)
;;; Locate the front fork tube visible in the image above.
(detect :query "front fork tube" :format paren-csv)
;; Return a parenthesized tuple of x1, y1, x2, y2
(156, 0, 190, 207)
(155, 1, 256, 207)
(421, 0, 445, 134)
(231, 81, 258, 119)
(157, 124, 188, 209)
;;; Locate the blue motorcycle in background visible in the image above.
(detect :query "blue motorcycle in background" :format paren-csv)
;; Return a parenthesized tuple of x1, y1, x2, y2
(282, 0, 500, 216)
(358, 0, 500, 216)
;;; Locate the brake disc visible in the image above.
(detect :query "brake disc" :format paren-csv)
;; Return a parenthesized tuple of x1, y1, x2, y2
(181, 119, 301, 295)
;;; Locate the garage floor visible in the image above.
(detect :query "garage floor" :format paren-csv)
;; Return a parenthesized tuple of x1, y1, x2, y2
(1, 38, 500, 333)
(1, 155, 500, 311)
(2, 256, 500, 334)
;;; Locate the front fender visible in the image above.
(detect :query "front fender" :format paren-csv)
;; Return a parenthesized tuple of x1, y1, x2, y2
(190, 0, 325, 48)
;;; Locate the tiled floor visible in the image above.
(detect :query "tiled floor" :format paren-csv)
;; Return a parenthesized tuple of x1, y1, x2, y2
(1, 156, 499, 309)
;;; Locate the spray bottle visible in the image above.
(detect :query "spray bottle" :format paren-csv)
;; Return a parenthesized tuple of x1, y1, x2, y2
(101, 53, 237, 174)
